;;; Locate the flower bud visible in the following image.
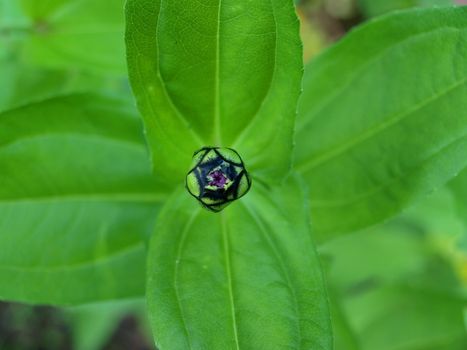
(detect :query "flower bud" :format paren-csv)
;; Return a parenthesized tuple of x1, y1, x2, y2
(186, 147, 252, 212)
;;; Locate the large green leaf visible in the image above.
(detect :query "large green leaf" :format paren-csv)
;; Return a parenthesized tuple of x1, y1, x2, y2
(295, 7, 467, 240)
(0, 94, 168, 305)
(125, 0, 302, 185)
(147, 177, 332, 349)
(18, 0, 127, 75)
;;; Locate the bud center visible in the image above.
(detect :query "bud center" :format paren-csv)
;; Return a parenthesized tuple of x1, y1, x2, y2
(207, 170, 228, 189)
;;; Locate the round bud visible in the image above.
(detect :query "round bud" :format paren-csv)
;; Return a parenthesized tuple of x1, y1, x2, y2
(186, 147, 252, 212)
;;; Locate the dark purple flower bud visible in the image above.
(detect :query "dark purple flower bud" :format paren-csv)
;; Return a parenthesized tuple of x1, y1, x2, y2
(186, 147, 252, 212)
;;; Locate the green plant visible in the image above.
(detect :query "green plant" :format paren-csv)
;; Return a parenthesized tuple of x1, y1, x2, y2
(0, 0, 466, 349)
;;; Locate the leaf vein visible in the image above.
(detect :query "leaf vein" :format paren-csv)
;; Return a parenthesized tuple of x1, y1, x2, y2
(173, 209, 201, 349)
(213, 0, 223, 145)
(221, 212, 240, 350)
(310, 132, 467, 209)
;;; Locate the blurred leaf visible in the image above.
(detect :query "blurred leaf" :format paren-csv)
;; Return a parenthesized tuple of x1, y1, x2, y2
(324, 186, 467, 350)
(329, 297, 360, 350)
(20, 0, 69, 19)
(147, 177, 332, 349)
(125, 0, 302, 185)
(321, 186, 465, 290)
(0, 0, 28, 25)
(344, 284, 467, 350)
(67, 299, 147, 350)
(0, 60, 126, 111)
(450, 167, 467, 227)
(0, 94, 169, 305)
(19, 0, 127, 75)
(0, 1, 29, 59)
(403, 187, 464, 238)
(358, 0, 454, 18)
(295, 7, 467, 240)
(0, 1, 129, 110)
(320, 227, 429, 290)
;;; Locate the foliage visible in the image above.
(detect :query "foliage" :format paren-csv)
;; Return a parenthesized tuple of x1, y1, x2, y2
(0, 0, 466, 349)
(296, 7, 467, 239)
(358, 0, 454, 17)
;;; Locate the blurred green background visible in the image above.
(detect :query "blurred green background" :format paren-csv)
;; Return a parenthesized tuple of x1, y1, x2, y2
(0, 0, 466, 349)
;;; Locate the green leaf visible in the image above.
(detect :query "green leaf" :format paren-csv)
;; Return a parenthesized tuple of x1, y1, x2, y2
(147, 176, 332, 349)
(0, 94, 168, 305)
(19, 0, 127, 75)
(323, 196, 467, 350)
(357, 0, 454, 18)
(20, 0, 69, 19)
(329, 295, 360, 350)
(321, 185, 466, 289)
(0, 1, 130, 111)
(341, 284, 467, 350)
(449, 167, 467, 227)
(125, 0, 302, 185)
(295, 7, 467, 240)
(321, 227, 429, 291)
(0, 59, 123, 111)
(67, 299, 147, 350)
(0, 0, 27, 25)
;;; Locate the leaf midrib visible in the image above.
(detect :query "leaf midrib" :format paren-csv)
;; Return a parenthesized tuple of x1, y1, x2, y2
(221, 211, 240, 350)
(310, 132, 467, 208)
(213, 0, 222, 145)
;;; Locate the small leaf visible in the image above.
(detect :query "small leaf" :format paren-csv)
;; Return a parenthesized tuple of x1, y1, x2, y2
(125, 0, 302, 184)
(147, 176, 332, 350)
(295, 7, 467, 240)
(0, 94, 168, 305)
